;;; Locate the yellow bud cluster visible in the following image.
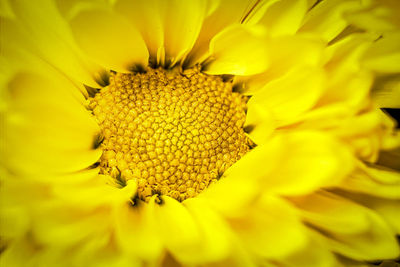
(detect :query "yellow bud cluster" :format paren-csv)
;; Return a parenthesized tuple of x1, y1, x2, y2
(89, 67, 251, 202)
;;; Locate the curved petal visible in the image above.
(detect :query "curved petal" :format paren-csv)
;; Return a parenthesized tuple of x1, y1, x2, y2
(69, 8, 149, 72)
(362, 33, 400, 74)
(5, 0, 104, 87)
(292, 191, 400, 260)
(114, 202, 163, 261)
(345, 0, 400, 34)
(226, 131, 354, 196)
(299, 0, 362, 43)
(31, 203, 110, 247)
(181, 198, 232, 264)
(363, 198, 400, 235)
(319, 35, 374, 110)
(243, 101, 275, 144)
(371, 75, 400, 108)
(204, 24, 269, 76)
(184, 0, 255, 67)
(149, 196, 201, 263)
(113, 0, 163, 63)
(340, 163, 400, 199)
(256, 0, 308, 37)
(198, 171, 261, 217)
(229, 195, 307, 259)
(241, 34, 325, 94)
(51, 177, 137, 208)
(160, 0, 208, 66)
(1, 71, 101, 175)
(247, 66, 325, 126)
(115, 0, 208, 67)
(282, 230, 342, 267)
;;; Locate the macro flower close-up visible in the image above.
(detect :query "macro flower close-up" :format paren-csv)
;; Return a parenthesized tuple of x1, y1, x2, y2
(1, 0, 400, 266)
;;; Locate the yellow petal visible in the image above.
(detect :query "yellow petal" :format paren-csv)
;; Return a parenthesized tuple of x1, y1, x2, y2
(116, 0, 208, 67)
(226, 131, 354, 196)
(205, 24, 269, 76)
(180, 198, 232, 264)
(114, 202, 163, 261)
(345, 0, 400, 34)
(160, 0, 207, 66)
(185, 0, 256, 67)
(0, 240, 37, 267)
(229, 195, 307, 259)
(338, 191, 400, 235)
(0, 206, 29, 240)
(69, 8, 148, 72)
(29, 167, 101, 185)
(241, 35, 325, 94)
(379, 110, 400, 151)
(257, 0, 308, 37)
(372, 75, 400, 108)
(51, 176, 137, 207)
(243, 100, 275, 144)
(292, 191, 400, 260)
(247, 66, 325, 126)
(282, 230, 342, 267)
(319, 35, 374, 109)
(5, 0, 104, 87)
(198, 171, 261, 217)
(31, 203, 109, 247)
(0, 0, 14, 18)
(149, 196, 201, 263)
(300, 0, 362, 43)
(341, 163, 400, 199)
(55, 0, 111, 21)
(362, 33, 400, 73)
(365, 198, 400, 234)
(1, 71, 101, 175)
(377, 148, 400, 171)
(114, 0, 163, 63)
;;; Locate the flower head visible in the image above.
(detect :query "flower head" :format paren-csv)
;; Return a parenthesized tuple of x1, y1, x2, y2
(1, 0, 399, 266)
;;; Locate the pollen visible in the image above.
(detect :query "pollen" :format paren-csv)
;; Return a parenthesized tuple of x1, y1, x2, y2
(88, 67, 252, 202)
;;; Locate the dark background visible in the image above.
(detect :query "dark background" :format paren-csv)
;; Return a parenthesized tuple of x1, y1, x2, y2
(384, 109, 400, 128)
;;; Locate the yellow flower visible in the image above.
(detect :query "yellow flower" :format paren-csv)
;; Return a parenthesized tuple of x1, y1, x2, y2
(1, 0, 400, 266)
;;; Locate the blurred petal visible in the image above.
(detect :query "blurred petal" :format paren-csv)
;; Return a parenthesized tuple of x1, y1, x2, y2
(185, 0, 255, 67)
(340, 163, 400, 199)
(243, 100, 275, 144)
(1, 71, 101, 175)
(229, 195, 307, 259)
(300, 0, 362, 43)
(292, 191, 400, 260)
(282, 230, 342, 267)
(160, 0, 207, 66)
(70, 9, 148, 72)
(205, 24, 269, 76)
(362, 33, 400, 73)
(371, 75, 400, 108)
(5, 0, 104, 87)
(226, 131, 354, 195)
(115, 0, 207, 66)
(114, 0, 163, 63)
(198, 172, 260, 217)
(181, 198, 232, 263)
(149, 196, 201, 263)
(248, 66, 325, 126)
(114, 202, 163, 261)
(257, 0, 308, 37)
(345, 0, 400, 34)
(242, 35, 325, 94)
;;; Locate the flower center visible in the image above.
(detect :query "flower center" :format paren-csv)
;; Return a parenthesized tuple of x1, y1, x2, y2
(89, 67, 251, 202)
